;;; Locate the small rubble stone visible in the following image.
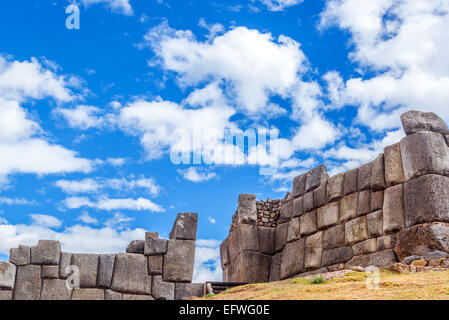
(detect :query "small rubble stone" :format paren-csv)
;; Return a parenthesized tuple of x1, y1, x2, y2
(402, 255, 424, 265)
(390, 263, 410, 274)
(411, 259, 428, 267)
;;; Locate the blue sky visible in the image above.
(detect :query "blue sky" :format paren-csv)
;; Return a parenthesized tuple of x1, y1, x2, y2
(0, 0, 448, 282)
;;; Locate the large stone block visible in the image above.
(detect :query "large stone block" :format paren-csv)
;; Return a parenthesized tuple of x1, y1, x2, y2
(258, 226, 275, 255)
(304, 232, 323, 270)
(97, 254, 115, 288)
(40, 279, 72, 300)
(343, 168, 358, 195)
(287, 218, 300, 243)
(227, 229, 241, 262)
(400, 131, 449, 180)
(280, 239, 305, 279)
(30, 240, 60, 265)
(323, 224, 345, 249)
(340, 193, 358, 222)
(237, 194, 257, 225)
(236, 252, 271, 283)
(292, 196, 304, 218)
(144, 232, 168, 256)
(175, 283, 204, 300)
(237, 224, 260, 252)
(305, 165, 328, 193)
(314, 181, 327, 208)
(279, 200, 293, 223)
(394, 223, 449, 261)
(357, 190, 371, 216)
(345, 216, 369, 245)
(358, 162, 372, 191)
(123, 294, 155, 300)
(71, 289, 105, 300)
(13, 265, 41, 300)
(170, 213, 198, 240)
(371, 154, 386, 191)
(126, 240, 145, 254)
(152, 275, 175, 300)
(299, 210, 316, 236)
(111, 253, 152, 294)
(292, 173, 307, 198)
(148, 255, 163, 275)
(105, 289, 123, 300)
(59, 252, 71, 279)
(404, 174, 449, 227)
(0, 290, 13, 300)
(385, 143, 405, 187)
(383, 184, 405, 234)
(370, 190, 384, 212)
(369, 249, 397, 267)
(367, 210, 383, 238)
(220, 238, 230, 268)
(352, 239, 377, 256)
(377, 234, 397, 251)
(269, 253, 281, 282)
(9, 245, 30, 266)
(0, 262, 16, 289)
(327, 173, 344, 203)
(71, 254, 99, 288)
(401, 110, 449, 136)
(275, 222, 289, 252)
(317, 202, 339, 230)
(321, 247, 353, 267)
(163, 240, 195, 283)
(41, 266, 59, 279)
(303, 192, 314, 213)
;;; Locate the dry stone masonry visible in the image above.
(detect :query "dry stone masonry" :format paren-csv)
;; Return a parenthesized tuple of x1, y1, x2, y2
(0, 213, 204, 300)
(221, 110, 449, 283)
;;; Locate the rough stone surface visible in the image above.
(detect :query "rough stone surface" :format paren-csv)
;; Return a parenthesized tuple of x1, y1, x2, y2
(305, 165, 328, 193)
(111, 253, 152, 294)
(123, 294, 155, 300)
(321, 247, 353, 267)
(275, 223, 289, 253)
(9, 245, 30, 266)
(367, 210, 383, 238)
(0, 290, 13, 300)
(287, 218, 300, 243)
(0, 262, 16, 289)
(327, 174, 344, 203)
(279, 200, 293, 223)
(71, 254, 99, 288)
(105, 289, 123, 300)
(317, 202, 339, 230)
(258, 226, 275, 255)
(303, 192, 314, 213)
(404, 174, 449, 227)
(353, 238, 377, 256)
(384, 143, 405, 187)
(237, 194, 257, 225)
(13, 265, 41, 300)
(269, 253, 281, 282)
(369, 250, 397, 267)
(358, 162, 372, 191)
(175, 283, 204, 300)
(383, 184, 405, 234)
(144, 232, 168, 256)
(236, 252, 271, 283)
(390, 263, 410, 274)
(401, 110, 449, 136)
(340, 193, 358, 222)
(148, 255, 163, 275)
(227, 229, 241, 262)
(371, 154, 386, 191)
(163, 240, 195, 283)
(97, 254, 115, 288)
(237, 224, 260, 251)
(126, 240, 145, 254)
(40, 279, 72, 300)
(411, 259, 427, 267)
(292, 173, 307, 198)
(304, 232, 323, 270)
(370, 190, 384, 212)
(314, 181, 327, 208)
(345, 216, 369, 245)
(343, 168, 358, 195)
(170, 213, 198, 240)
(323, 224, 345, 249)
(402, 255, 423, 265)
(299, 210, 317, 236)
(292, 196, 304, 218)
(59, 252, 72, 279)
(71, 289, 105, 300)
(152, 275, 175, 300)
(357, 190, 371, 216)
(377, 234, 397, 251)
(220, 238, 229, 267)
(41, 266, 59, 279)
(30, 240, 61, 265)
(280, 239, 305, 279)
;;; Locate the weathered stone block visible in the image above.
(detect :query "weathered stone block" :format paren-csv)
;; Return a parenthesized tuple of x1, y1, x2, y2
(13, 265, 41, 300)
(71, 289, 105, 300)
(383, 184, 405, 234)
(292, 196, 304, 217)
(340, 193, 358, 222)
(303, 192, 314, 213)
(236, 252, 271, 283)
(385, 143, 405, 187)
(327, 173, 344, 202)
(163, 240, 195, 283)
(401, 110, 449, 135)
(323, 224, 345, 249)
(292, 173, 307, 198)
(345, 216, 369, 245)
(357, 190, 371, 216)
(258, 226, 275, 255)
(40, 279, 72, 300)
(371, 154, 386, 191)
(220, 238, 229, 268)
(280, 239, 305, 279)
(321, 247, 353, 267)
(404, 174, 449, 227)
(126, 240, 145, 254)
(305, 232, 323, 270)
(353, 239, 377, 256)
(148, 255, 163, 275)
(367, 210, 383, 238)
(41, 266, 59, 279)
(377, 234, 397, 251)
(170, 213, 198, 240)
(111, 253, 152, 294)
(305, 165, 328, 193)
(343, 168, 358, 195)
(275, 222, 289, 252)
(175, 283, 204, 300)
(317, 201, 339, 230)
(30, 240, 60, 265)
(299, 210, 316, 236)
(400, 131, 449, 180)
(71, 254, 99, 288)
(0, 290, 13, 300)
(59, 252, 71, 279)
(370, 190, 384, 212)
(358, 162, 372, 191)
(123, 294, 155, 300)
(227, 229, 240, 262)
(144, 232, 168, 256)
(369, 249, 397, 267)
(97, 254, 115, 288)
(279, 200, 293, 223)
(287, 218, 300, 243)
(0, 262, 16, 289)
(9, 245, 30, 266)
(152, 275, 175, 300)
(105, 289, 123, 300)
(313, 181, 327, 208)
(269, 253, 281, 282)
(237, 224, 259, 251)
(237, 194, 257, 225)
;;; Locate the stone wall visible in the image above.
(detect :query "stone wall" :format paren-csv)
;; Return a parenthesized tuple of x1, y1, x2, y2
(0, 213, 204, 300)
(221, 110, 449, 283)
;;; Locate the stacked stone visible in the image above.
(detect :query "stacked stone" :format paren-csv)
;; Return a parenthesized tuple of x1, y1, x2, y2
(0, 213, 203, 300)
(229, 210, 239, 233)
(256, 199, 281, 227)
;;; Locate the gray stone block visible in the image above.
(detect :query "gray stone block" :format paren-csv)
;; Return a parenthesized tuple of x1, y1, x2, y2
(97, 254, 115, 288)
(111, 253, 152, 294)
(327, 173, 344, 202)
(170, 213, 198, 240)
(236, 251, 271, 283)
(227, 229, 241, 262)
(377, 234, 397, 251)
(105, 289, 123, 300)
(401, 110, 449, 135)
(258, 226, 275, 255)
(40, 279, 72, 300)
(305, 165, 328, 193)
(175, 283, 204, 300)
(385, 143, 405, 187)
(9, 245, 30, 266)
(303, 192, 314, 213)
(280, 239, 305, 279)
(144, 232, 168, 256)
(371, 154, 386, 191)
(317, 201, 339, 230)
(370, 190, 384, 212)
(152, 275, 175, 300)
(275, 222, 289, 253)
(299, 210, 316, 236)
(358, 162, 372, 191)
(369, 249, 397, 267)
(305, 231, 323, 270)
(163, 240, 195, 283)
(0, 262, 16, 289)
(71, 254, 99, 288)
(269, 253, 281, 282)
(367, 210, 383, 238)
(59, 252, 71, 279)
(237, 194, 257, 225)
(340, 193, 358, 222)
(313, 181, 327, 208)
(343, 168, 358, 195)
(13, 265, 41, 300)
(383, 184, 405, 234)
(292, 173, 307, 198)
(30, 240, 61, 265)
(237, 223, 260, 252)
(0, 290, 13, 300)
(71, 288, 105, 300)
(148, 255, 163, 275)
(287, 218, 300, 243)
(220, 238, 230, 268)
(292, 196, 304, 218)
(126, 240, 145, 254)
(345, 216, 369, 245)
(41, 266, 59, 279)
(353, 238, 377, 256)
(323, 224, 345, 249)
(123, 294, 155, 300)
(357, 190, 371, 216)
(279, 200, 293, 223)
(322, 247, 353, 267)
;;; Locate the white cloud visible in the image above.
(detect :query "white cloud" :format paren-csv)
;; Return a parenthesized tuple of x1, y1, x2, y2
(178, 167, 217, 183)
(55, 178, 101, 194)
(78, 0, 133, 16)
(54, 105, 105, 130)
(0, 197, 36, 205)
(291, 114, 340, 150)
(63, 196, 165, 212)
(257, 0, 304, 12)
(29, 214, 62, 228)
(193, 239, 222, 283)
(78, 211, 99, 225)
(107, 157, 126, 166)
(207, 216, 217, 224)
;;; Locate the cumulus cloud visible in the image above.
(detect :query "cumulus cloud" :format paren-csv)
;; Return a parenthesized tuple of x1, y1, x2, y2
(63, 196, 165, 212)
(29, 214, 62, 228)
(78, 0, 133, 16)
(55, 178, 101, 194)
(53, 105, 105, 130)
(0, 197, 36, 206)
(78, 211, 99, 225)
(193, 239, 222, 283)
(256, 0, 304, 12)
(178, 167, 217, 183)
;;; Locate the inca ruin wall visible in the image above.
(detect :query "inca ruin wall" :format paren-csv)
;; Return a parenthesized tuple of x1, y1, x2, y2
(221, 110, 449, 283)
(0, 213, 203, 300)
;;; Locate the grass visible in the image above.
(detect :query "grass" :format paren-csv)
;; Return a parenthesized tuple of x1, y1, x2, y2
(196, 270, 449, 300)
